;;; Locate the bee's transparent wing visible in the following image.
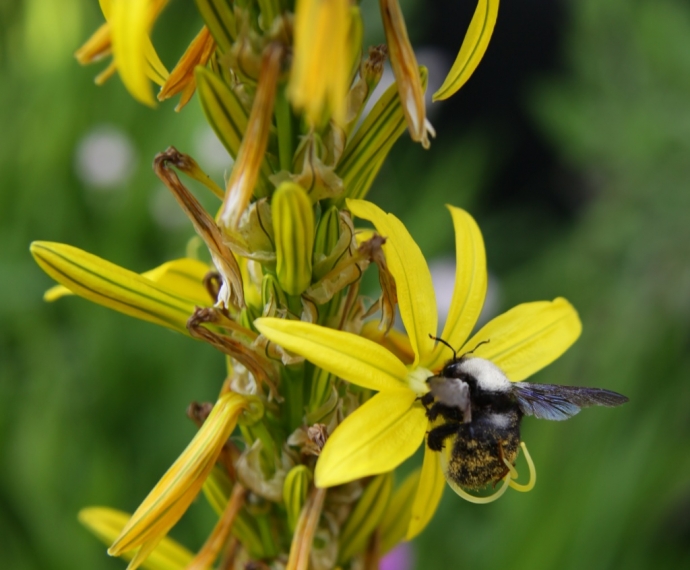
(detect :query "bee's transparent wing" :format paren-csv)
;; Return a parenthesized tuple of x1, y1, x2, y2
(512, 383, 629, 421)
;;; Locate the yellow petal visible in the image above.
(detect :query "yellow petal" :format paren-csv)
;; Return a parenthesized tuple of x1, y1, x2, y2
(433, 0, 499, 101)
(110, 0, 159, 106)
(109, 393, 247, 561)
(338, 472, 393, 562)
(462, 297, 582, 382)
(290, 0, 351, 125)
(426, 206, 487, 371)
(347, 199, 437, 365)
(360, 320, 415, 365)
(379, 469, 420, 554)
(158, 26, 215, 107)
(406, 444, 444, 540)
(78, 507, 193, 570)
(254, 317, 409, 391)
(31, 242, 199, 334)
(45, 258, 211, 307)
(315, 390, 427, 487)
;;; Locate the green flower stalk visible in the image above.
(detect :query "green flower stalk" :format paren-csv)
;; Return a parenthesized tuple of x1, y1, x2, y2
(30, 1, 606, 569)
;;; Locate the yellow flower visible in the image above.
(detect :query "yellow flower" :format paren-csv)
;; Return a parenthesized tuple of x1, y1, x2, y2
(108, 392, 250, 570)
(79, 507, 194, 570)
(255, 199, 581, 539)
(75, 0, 170, 106)
(289, 0, 355, 126)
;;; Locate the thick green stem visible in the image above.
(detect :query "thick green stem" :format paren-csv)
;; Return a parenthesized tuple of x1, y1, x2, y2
(275, 84, 295, 172)
(283, 363, 305, 432)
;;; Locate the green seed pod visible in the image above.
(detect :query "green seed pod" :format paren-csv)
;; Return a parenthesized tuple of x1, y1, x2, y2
(273, 182, 315, 295)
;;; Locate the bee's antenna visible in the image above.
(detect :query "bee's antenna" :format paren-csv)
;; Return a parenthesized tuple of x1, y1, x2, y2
(429, 334, 458, 360)
(464, 339, 491, 355)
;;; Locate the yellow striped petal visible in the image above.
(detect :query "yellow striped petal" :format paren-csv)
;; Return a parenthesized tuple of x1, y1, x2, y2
(338, 472, 393, 562)
(315, 390, 426, 487)
(433, 0, 499, 101)
(337, 68, 428, 202)
(347, 199, 437, 365)
(196, 66, 248, 161)
(379, 469, 420, 554)
(109, 393, 247, 564)
(78, 507, 193, 570)
(462, 298, 582, 382)
(426, 206, 487, 371)
(406, 444, 444, 540)
(195, 0, 237, 53)
(44, 258, 211, 308)
(31, 242, 199, 334)
(254, 318, 409, 392)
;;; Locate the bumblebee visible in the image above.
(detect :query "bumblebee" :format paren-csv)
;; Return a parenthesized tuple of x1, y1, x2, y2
(421, 340, 629, 490)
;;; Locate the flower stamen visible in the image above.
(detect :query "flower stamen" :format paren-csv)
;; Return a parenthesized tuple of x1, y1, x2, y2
(507, 441, 537, 493)
(451, 476, 511, 504)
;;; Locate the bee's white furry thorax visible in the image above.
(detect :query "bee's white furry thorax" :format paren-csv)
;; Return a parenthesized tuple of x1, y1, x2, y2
(458, 357, 511, 392)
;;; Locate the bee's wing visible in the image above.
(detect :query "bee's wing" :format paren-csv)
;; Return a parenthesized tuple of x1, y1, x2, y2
(512, 383, 629, 421)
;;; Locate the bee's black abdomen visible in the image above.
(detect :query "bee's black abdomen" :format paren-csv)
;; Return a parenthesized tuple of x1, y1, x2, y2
(445, 410, 521, 490)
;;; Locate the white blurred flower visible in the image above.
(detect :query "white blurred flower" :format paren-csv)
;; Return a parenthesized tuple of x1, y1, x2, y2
(74, 125, 137, 189)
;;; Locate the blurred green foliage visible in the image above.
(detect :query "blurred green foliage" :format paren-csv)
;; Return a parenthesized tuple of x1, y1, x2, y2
(1, 0, 689, 569)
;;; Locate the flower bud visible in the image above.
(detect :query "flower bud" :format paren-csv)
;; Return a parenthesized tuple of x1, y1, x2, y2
(283, 465, 312, 532)
(273, 182, 315, 295)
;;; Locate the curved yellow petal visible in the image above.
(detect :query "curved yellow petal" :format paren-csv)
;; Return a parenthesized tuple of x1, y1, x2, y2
(111, 0, 169, 106)
(406, 444, 444, 540)
(45, 258, 211, 307)
(254, 317, 408, 392)
(378, 469, 420, 554)
(79, 507, 193, 570)
(433, 0, 499, 101)
(462, 298, 582, 382)
(315, 390, 426, 487)
(347, 199, 437, 365)
(31, 242, 198, 334)
(109, 393, 247, 560)
(426, 206, 487, 371)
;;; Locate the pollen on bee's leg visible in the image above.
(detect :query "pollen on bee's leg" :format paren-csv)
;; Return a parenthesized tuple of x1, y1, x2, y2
(507, 441, 537, 493)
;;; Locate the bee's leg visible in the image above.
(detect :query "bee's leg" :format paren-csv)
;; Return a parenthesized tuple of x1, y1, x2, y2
(492, 442, 514, 487)
(427, 423, 460, 451)
(419, 392, 435, 410)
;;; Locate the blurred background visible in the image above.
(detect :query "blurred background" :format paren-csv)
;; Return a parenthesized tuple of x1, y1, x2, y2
(2, 0, 689, 568)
